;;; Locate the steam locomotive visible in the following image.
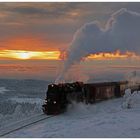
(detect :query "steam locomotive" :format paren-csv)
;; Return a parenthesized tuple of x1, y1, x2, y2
(42, 81, 140, 115)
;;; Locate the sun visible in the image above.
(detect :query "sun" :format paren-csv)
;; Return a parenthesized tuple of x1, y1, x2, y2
(0, 50, 62, 60)
(17, 52, 31, 59)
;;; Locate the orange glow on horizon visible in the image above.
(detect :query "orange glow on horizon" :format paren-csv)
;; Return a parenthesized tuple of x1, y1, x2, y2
(0, 50, 139, 60)
(86, 50, 138, 60)
(0, 50, 61, 60)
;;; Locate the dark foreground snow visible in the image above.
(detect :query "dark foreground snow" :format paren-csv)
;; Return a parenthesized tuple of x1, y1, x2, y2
(4, 92, 140, 138)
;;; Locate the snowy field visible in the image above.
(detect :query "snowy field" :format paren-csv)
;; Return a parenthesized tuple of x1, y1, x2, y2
(0, 79, 48, 128)
(3, 89, 140, 138)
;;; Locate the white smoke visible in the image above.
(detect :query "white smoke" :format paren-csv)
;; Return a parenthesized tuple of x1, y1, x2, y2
(56, 8, 140, 83)
(125, 71, 140, 85)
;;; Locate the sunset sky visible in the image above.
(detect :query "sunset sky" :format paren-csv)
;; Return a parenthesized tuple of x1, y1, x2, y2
(0, 2, 140, 81)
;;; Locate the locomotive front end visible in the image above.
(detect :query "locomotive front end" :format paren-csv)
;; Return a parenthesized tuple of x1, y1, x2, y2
(42, 82, 84, 115)
(42, 84, 63, 115)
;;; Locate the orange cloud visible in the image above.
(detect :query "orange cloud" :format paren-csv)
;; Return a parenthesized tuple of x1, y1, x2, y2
(0, 35, 68, 52)
(86, 50, 138, 60)
(4, 36, 46, 51)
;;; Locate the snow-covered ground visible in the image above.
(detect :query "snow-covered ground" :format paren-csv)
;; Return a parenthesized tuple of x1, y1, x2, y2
(0, 79, 47, 129)
(10, 97, 43, 104)
(0, 99, 43, 128)
(4, 90, 140, 138)
(0, 87, 9, 94)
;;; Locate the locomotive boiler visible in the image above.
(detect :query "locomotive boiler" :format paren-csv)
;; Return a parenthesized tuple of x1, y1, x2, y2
(42, 81, 140, 115)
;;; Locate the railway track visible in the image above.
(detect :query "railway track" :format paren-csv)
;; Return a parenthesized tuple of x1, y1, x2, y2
(0, 114, 54, 137)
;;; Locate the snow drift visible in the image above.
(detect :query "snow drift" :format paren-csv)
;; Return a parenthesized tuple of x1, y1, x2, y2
(122, 88, 140, 109)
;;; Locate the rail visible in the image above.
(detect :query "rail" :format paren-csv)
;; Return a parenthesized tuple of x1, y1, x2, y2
(0, 114, 54, 137)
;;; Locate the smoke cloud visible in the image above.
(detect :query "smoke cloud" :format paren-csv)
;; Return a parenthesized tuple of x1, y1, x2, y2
(125, 71, 140, 85)
(56, 8, 140, 83)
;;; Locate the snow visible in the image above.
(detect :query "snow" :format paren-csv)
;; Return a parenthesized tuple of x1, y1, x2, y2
(10, 97, 43, 104)
(0, 98, 43, 129)
(0, 114, 49, 137)
(4, 89, 140, 138)
(0, 87, 9, 94)
(122, 89, 140, 109)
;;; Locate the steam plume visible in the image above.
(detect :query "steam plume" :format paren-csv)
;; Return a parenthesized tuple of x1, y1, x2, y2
(56, 8, 140, 83)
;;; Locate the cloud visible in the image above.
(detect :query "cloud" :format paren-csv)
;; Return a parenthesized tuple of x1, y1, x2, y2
(0, 3, 80, 40)
(1, 3, 140, 54)
(11, 6, 47, 15)
(56, 8, 140, 82)
(0, 3, 79, 19)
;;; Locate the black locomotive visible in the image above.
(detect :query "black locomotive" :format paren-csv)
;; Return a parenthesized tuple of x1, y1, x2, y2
(42, 81, 140, 115)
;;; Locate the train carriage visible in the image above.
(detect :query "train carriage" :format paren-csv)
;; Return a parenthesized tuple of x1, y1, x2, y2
(42, 81, 140, 115)
(84, 82, 118, 103)
(119, 81, 129, 96)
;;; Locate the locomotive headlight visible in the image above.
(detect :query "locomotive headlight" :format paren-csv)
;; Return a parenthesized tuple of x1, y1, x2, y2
(43, 100, 47, 104)
(53, 101, 56, 104)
